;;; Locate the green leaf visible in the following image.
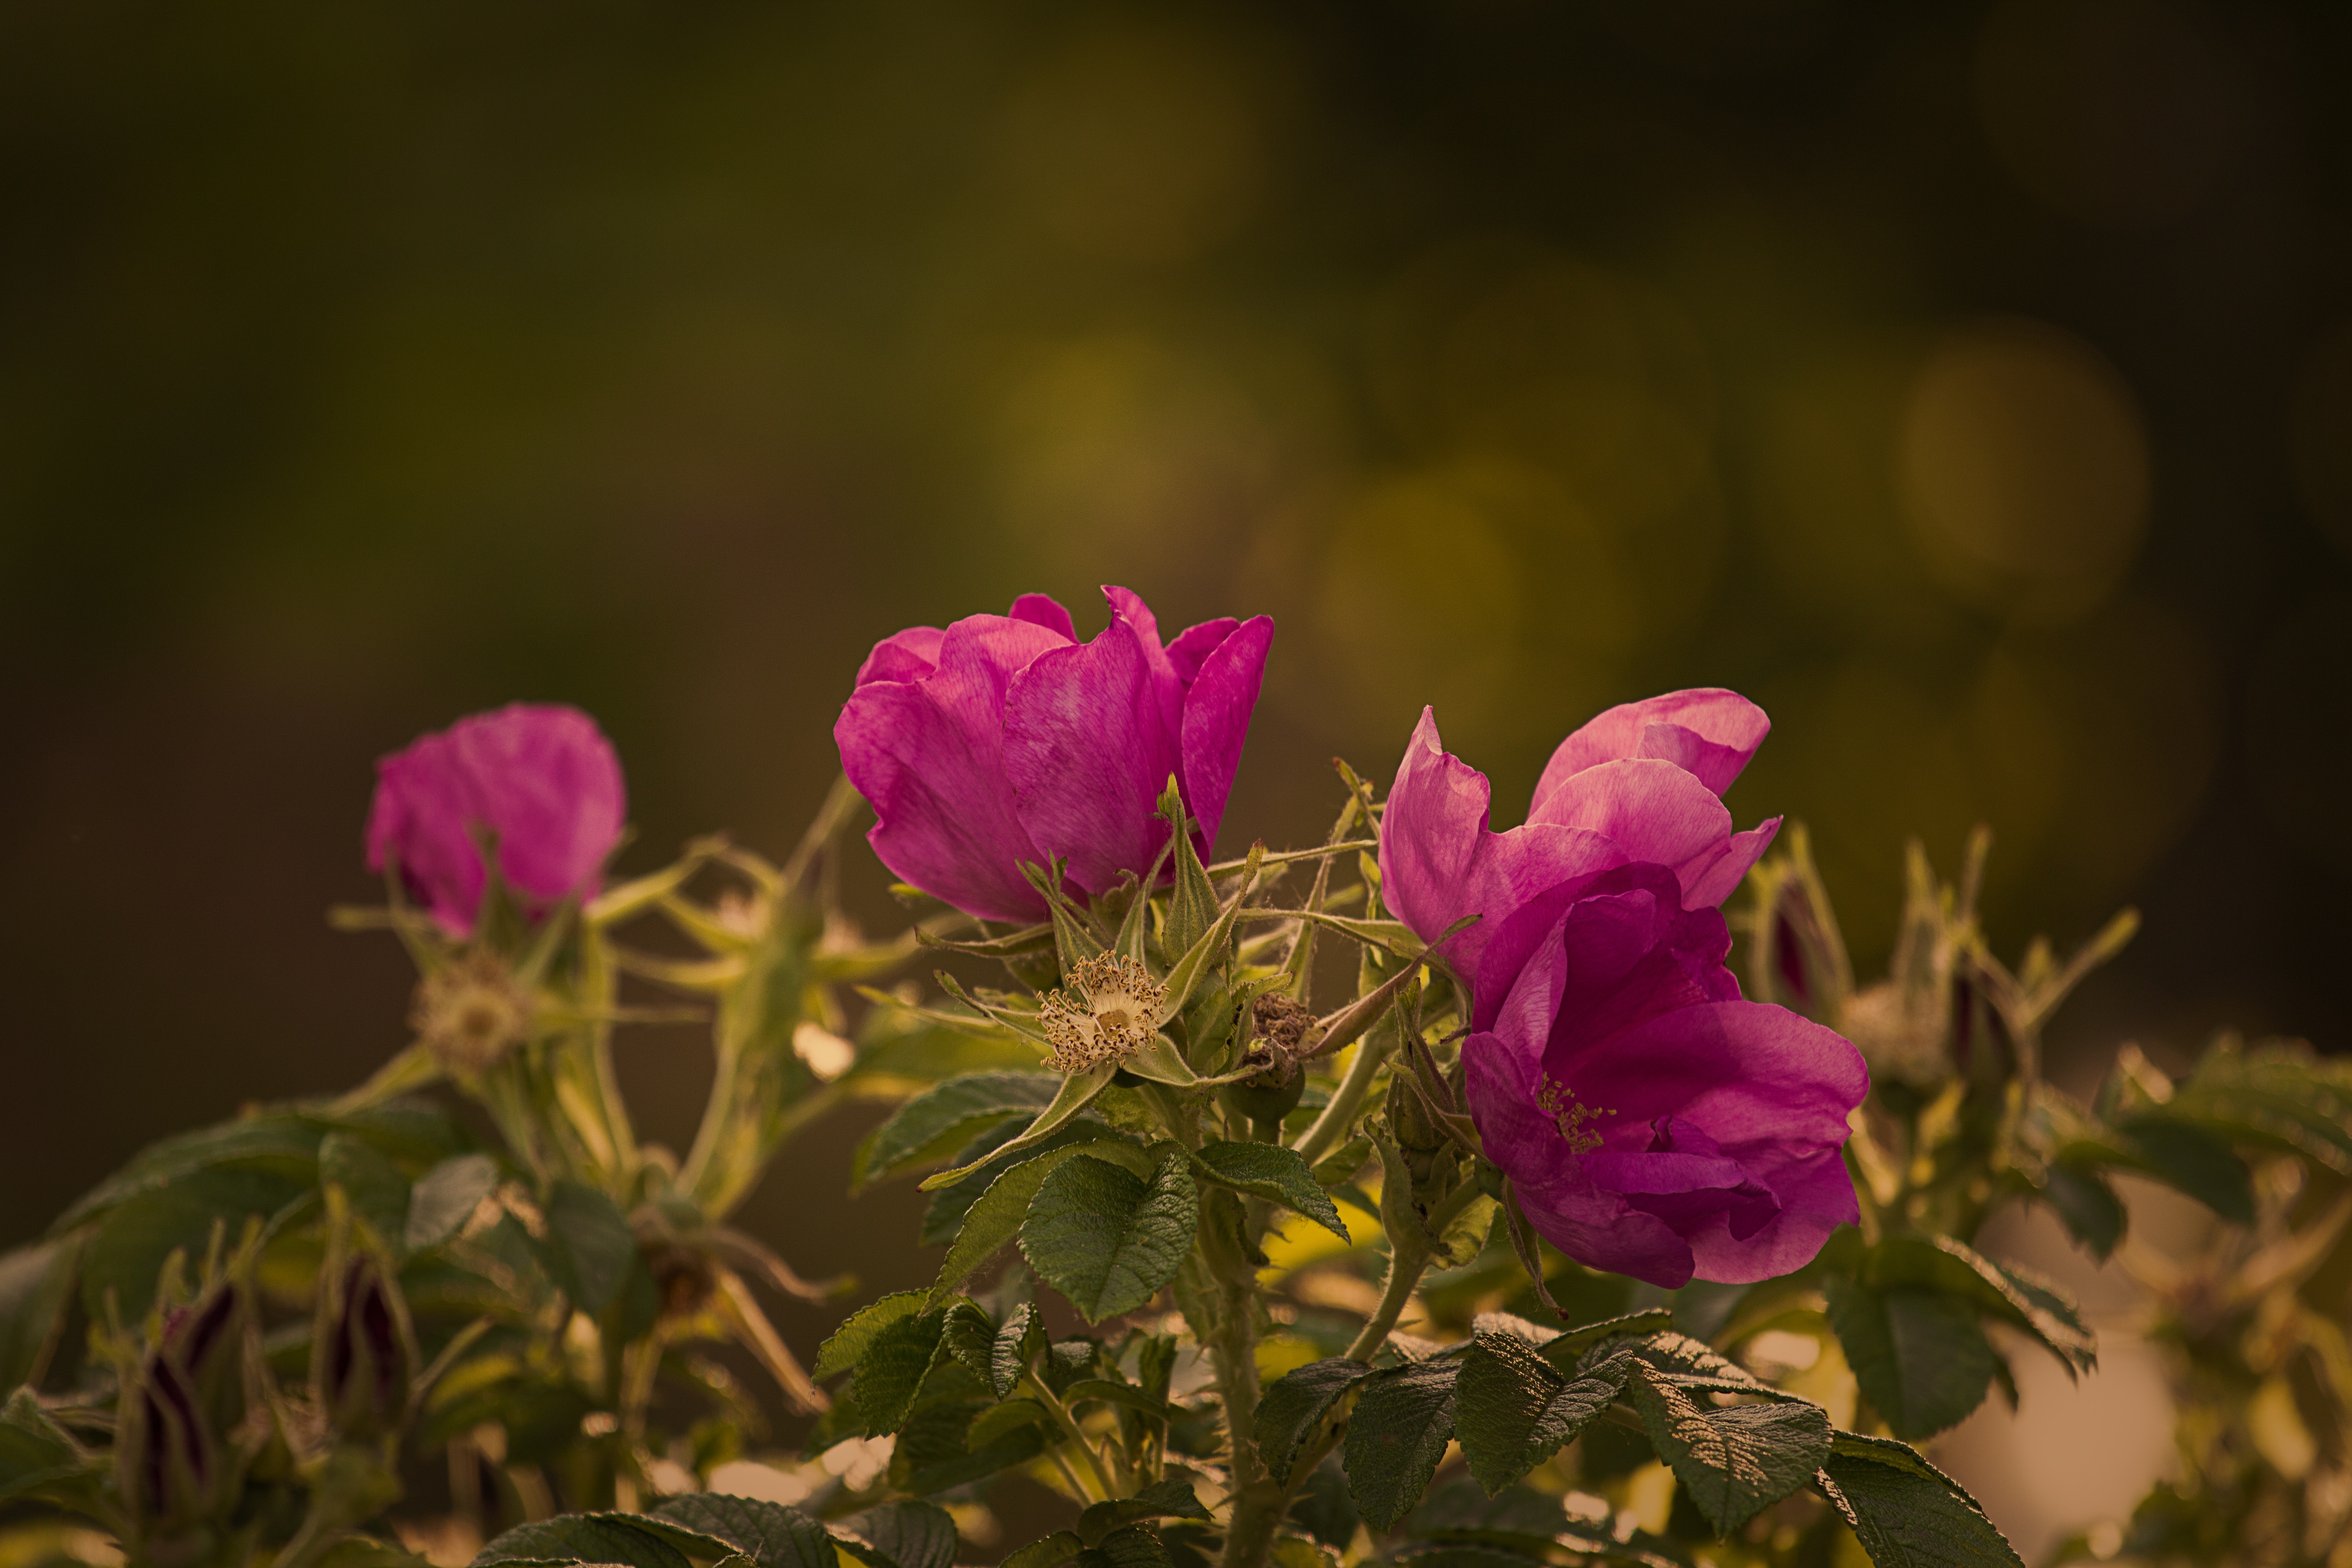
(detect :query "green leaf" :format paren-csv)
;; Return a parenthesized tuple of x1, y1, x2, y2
(1078, 1525, 1171, 1568)
(1191, 1143, 1348, 1240)
(2040, 1162, 2125, 1260)
(1824, 1279, 1997, 1441)
(936, 1298, 998, 1382)
(320, 1132, 411, 1254)
(55, 1113, 326, 1231)
(1550, 1309, 1676, 1361)
(991, 1302, 1049, 1397)
(83, 1166, 309, 1322)
(2116, 1114, 2254, 1224)
(406, 1154, 500, 1252)
(1020, 1149, 1198, 1323)
(815, 1290, 929, 1381)
(0, 1237, 78, 1392)
(1256, 1359, 1376, 1485)
(0, 1387, 88, 1506)
(1816, 1431, 2024, 1568)
(541, 1180, 640, 1319)
(1161, 779, 1220, 963)
(1078, 1476, 1211, 1544)
(1454, 1331, 1628, 1494)
(931, 1145, 1103, 1305)
(1864, 1237, 2095, 1374)
(1002, 1534, 1083, 1568)
(854, 1307, 951, 1436)
(842, 1501, 958, 1568)
(856, 1072, 1068, 1191)
(1627, 1367, 1830, 1536)
(967, 1398, 1053, 1449)
(921, 1120, 1123, 1246)
(920, 1067, 1122, 1192)
(2167, 1038, 2352, 1175)
(474, 1515, 691, 1568)
(648, 1494, 840, 1568)
(1343, 1360, 1461, 1530)
(1155, 843, 1265, 1026)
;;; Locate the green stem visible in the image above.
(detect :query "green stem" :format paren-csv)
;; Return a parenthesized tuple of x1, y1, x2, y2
(1343, 1179, 1479, 1361)
(1023, 1370, 1115, 1500)
(1206, 1221, 1281, 1568)
(1291, 1019, 1394, 1167)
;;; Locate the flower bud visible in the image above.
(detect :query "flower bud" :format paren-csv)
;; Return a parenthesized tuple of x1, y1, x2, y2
(118, 1282, 251, 1535)
(314, 1255, 414, 1442)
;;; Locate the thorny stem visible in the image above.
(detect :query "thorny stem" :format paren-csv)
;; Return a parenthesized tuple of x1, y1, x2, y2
(1200, 1213, 1280, 1568)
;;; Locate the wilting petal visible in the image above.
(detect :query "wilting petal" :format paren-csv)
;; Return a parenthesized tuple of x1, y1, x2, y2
(837, 614, 1066, 923)
(1549, 1001, 1868, 1157)
(855, 626, 946, 687)
(1004, 603, 1180, 895)
(1177, 615, 1273, 854)
(1533, 689, 1770, 804)
(1008, 593, 1078, 642)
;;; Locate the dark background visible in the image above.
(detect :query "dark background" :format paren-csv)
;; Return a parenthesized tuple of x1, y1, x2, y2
(6, 0, 2351, 1357)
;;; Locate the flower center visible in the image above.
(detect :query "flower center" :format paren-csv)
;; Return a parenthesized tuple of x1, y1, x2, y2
(1039, 955, 1167, 1073)
(1536, 1077, 1616, 1155)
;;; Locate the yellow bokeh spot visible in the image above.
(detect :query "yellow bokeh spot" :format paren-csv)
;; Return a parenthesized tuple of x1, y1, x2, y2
(1897, 318, 2149, 619)
(1258, 1192, 1379, 1281)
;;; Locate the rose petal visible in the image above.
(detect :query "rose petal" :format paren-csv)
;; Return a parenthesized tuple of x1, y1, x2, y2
(855, 626, 946, 687)
(1684, 1145, 1860, 1283)
(835, 614, 1065, 923)
(1166, 617, 1241, 684)
(1528, 759, 1734, 888)
(1004, 601, 1180, 895)
(1550, 1001, 1869, 1156)
(1177, 615, 1272, 855)
(1678, 816, 1782, 910)
(1008, 593, 1078, 642)
(1102, 583, 1186, 740)
(1533, 688, 1770, 804)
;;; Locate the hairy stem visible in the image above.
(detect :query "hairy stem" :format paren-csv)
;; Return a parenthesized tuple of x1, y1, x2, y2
(1023, 1370, 1115, 1500)
(1204, 1220, 1280, 1568)
(1343, 1178, 1480, 1361)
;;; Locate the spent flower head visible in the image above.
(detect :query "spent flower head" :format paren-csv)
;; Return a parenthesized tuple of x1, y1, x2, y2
(1039, 954, 1166, 1073)
(409, 951, 534, 1076)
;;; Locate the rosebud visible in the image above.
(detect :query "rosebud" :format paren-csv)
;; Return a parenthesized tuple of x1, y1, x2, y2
(118, 1282, 251, 1536)
(314, 1256, 414, 1441)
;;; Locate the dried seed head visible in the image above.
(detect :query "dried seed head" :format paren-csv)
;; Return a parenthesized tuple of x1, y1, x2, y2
(411, 952, 534, 1076)
(1039, 955, 1167, 1073)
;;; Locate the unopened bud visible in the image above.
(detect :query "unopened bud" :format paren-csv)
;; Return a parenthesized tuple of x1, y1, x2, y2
(120, 1282, 251, 1535)
(315, 1256, 413, 1441)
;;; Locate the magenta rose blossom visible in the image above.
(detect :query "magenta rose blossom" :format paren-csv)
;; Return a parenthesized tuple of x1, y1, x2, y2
(835, 586, 1274, 925)
(1377, 692, 1865, 1287)
(365, 704, 627, 937)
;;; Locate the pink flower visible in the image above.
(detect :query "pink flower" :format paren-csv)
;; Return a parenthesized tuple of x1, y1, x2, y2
(1377, 692, 1862, 1287)
(1378, 690, 1781, 1004)
(1465, 863, 1865, 1287)
(835, 587, 1274, 924)
(364, 705, 627, 937)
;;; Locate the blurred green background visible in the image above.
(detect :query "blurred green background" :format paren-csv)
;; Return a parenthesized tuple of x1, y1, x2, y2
(5, 0, 2350, 1333)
